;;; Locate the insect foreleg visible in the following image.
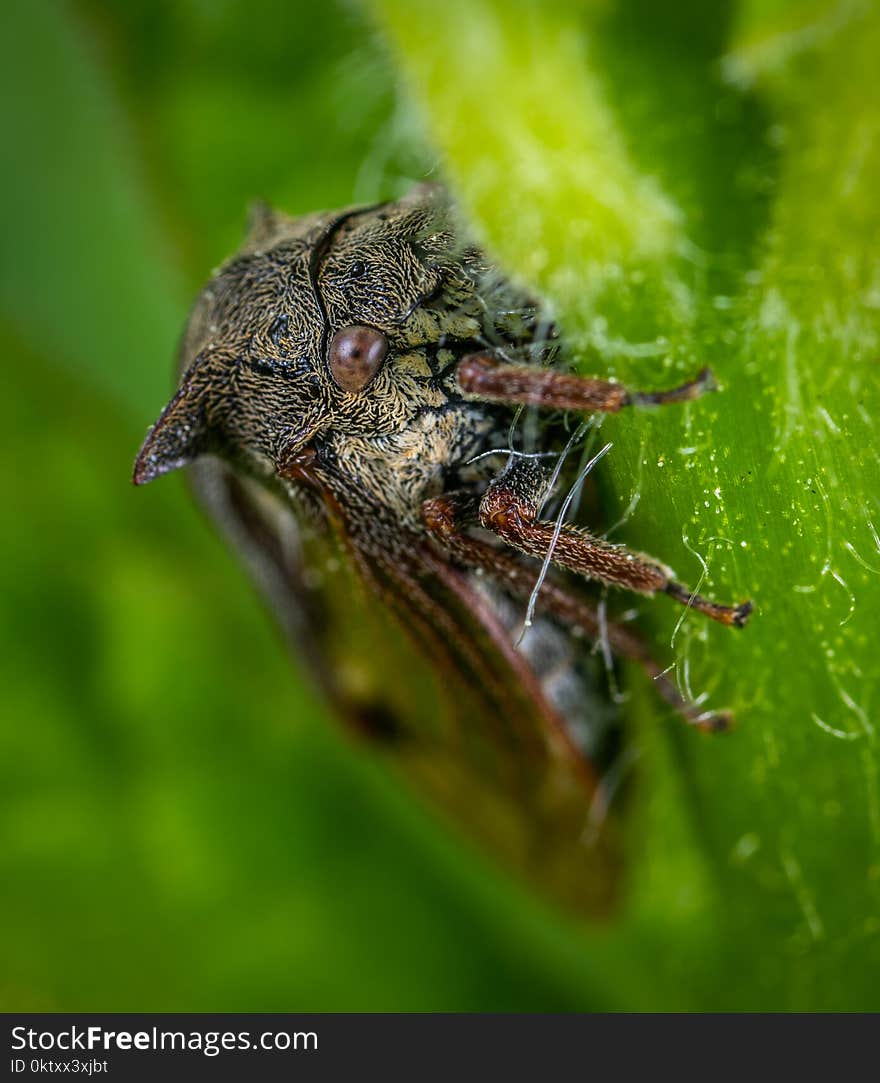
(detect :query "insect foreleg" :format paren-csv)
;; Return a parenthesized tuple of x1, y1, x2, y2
(457, 353, 716, 413)
(476, 460, 752, 628)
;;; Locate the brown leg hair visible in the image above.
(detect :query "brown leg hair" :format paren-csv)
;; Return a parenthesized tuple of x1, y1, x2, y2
(457, 352, 717, 413)
(422, 492, 733, 732)
(476, 458, 751, 628)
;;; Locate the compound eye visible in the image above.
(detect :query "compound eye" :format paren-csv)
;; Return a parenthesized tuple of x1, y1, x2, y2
(328, 325, 388, 393)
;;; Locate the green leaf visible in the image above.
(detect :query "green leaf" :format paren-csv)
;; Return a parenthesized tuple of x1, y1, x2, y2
(373, 0, 880, 1008)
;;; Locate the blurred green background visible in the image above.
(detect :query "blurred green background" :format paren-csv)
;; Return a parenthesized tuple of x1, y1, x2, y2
(2, 0, 878, 1011)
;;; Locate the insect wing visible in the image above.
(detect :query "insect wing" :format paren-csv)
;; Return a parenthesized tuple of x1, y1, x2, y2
(190, 456, 621, 917)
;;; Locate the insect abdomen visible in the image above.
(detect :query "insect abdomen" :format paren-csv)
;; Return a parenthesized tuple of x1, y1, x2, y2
(470, 576, 619, 761)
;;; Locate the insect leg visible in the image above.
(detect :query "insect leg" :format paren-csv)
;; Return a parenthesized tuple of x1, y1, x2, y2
(457, 352, 716, 413)
(475, 459, 752, 627)
(422, 492, 731, 731)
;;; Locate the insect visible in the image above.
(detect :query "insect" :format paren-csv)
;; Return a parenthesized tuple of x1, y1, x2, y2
(134, 183, 751, 915)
